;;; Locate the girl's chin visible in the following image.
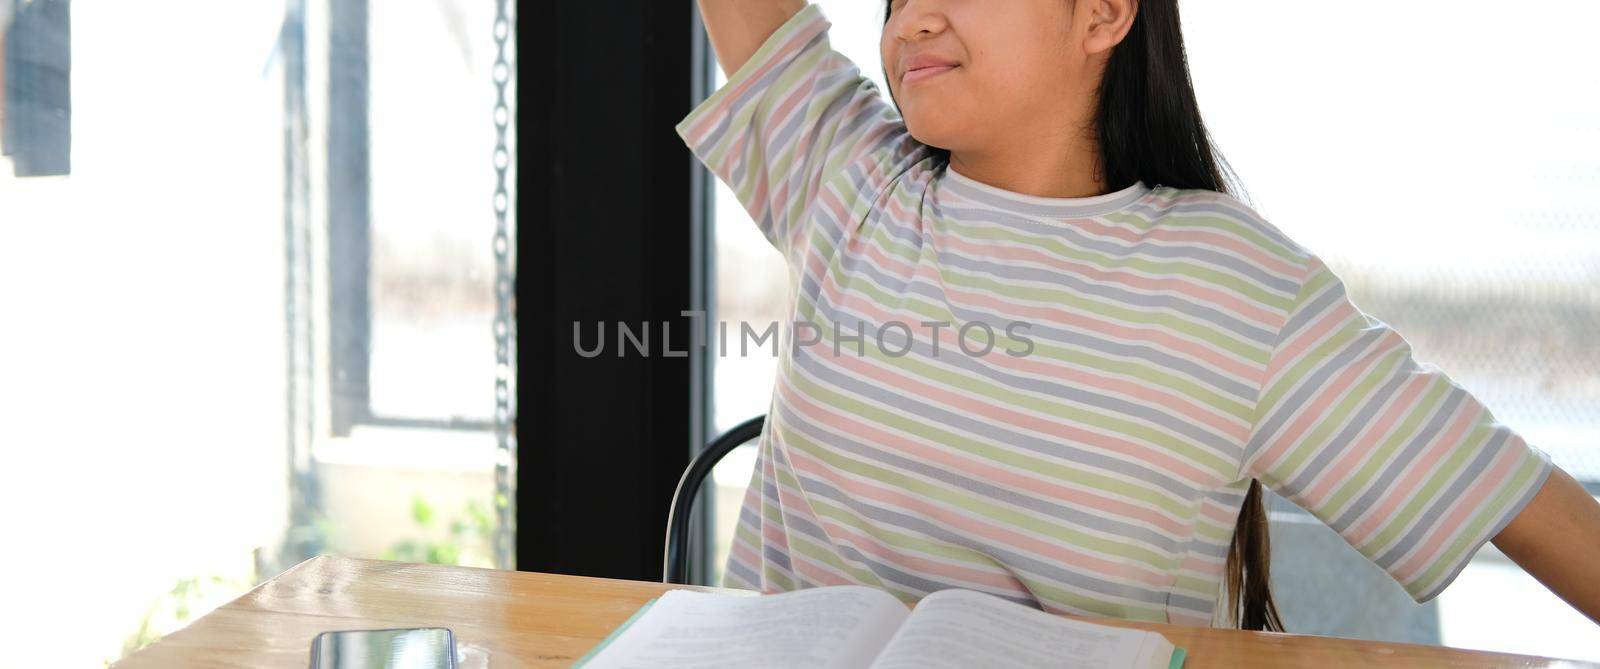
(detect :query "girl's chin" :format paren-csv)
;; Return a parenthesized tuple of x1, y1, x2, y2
(902, 120, 963, 147)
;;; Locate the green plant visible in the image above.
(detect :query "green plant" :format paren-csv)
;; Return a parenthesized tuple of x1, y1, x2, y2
(382, 495, 495, 567)
(113, 571, 251, 665)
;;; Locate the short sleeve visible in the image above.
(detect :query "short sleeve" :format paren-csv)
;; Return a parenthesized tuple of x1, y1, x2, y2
(675, 4, 916, 266)
(1242, 253, 1554, 603)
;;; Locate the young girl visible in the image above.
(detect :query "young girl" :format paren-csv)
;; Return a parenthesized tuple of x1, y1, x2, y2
(677, 0, 1600, 631)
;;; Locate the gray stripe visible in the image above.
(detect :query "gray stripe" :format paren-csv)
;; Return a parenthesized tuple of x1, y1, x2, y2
(1278, 277, 1345, 342)
(798, 266, 1258, 403)
(834, 541, 1042, 609)
(1372, 427, 1512, 570)
(774, 398, 1186, 554)
(725, 556, 762, 590)
(696, 29, 828, 153)
(1243, 315, 1392, 465)
(774, 502, 1036, 604)
(728, 141, 780, 244)
(737, 491, 765, 536)
(799, 158, 867, 257)
(717, 32, 834, 247)
(1410, 455, 1550, 602)
(825, 281, 1243, 461)
(800, 254, 1260, 408)
(791, 465, 1175, 608)
(1162, 485, 1247, 617)
(1168, 591, 1215, 616)
(927, 244, 1277, 344)
(937, 201, 1301, 296)
(773, 66, 859, 211)
(1325, 387, 1469, 531)
(1123, 200, 1301, 256)
(763, 543, 794, 573)
(788, 331, 1203, 500)
(1281, 362, 1415, 496)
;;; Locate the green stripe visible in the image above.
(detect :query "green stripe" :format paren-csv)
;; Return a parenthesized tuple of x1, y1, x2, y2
(775, 416, 1177, 568)
(937, 213, 1294, 312)
(1133, 212, 1303, 265)
(808, 493, 1023, 569)
(1407, 456, 1544, 596)
(784, 362, 1195, 517)
(1361, 421, 1498, 558)
(1320, 378, 1453, 517)
(795, 272, 1256, 423)
(1269, 344, 1410, 482)
(810, 312, 1236, 476)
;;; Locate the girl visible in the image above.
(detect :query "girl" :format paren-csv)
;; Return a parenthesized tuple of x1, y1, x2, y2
(677, 0, 1600, 631)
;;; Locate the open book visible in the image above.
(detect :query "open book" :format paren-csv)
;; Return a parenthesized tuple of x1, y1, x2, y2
(574, 585, 1185, 669)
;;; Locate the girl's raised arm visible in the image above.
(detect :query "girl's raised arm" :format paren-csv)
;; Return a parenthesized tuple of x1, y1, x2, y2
(675, 4, 923, 269)
(694, 0, 808, 78)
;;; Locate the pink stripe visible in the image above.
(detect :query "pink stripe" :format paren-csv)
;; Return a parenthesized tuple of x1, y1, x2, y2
(729, 537, 765, 584)
(1179, 553, 1224, 574)
(791, 300, 1226, 488)
(1198, 498, 1238, 525)
(762, 518, 791, 547)
(808, 512, 1026, 591)
(778, 375, 1190, 533)
(869, 193, 1263, 382)
(775, 383, 1176, 589)
(1298, 373, 1432, 505)
(726, 131, 773, 227)
(781, 434, 1175, 590)
(1390, 444, 1523, 582)
(807, 219, 1252, 443)
(940, 183, 1299, 280)
(1252, 336, 1394, 497)
(818, 250, 1248, 443)
(682, 16, 823, 146)
(1245, 303, 1379, 473)
(787, 549, 859, 588)
(938, 233, 1280, 327)
(1344, 399, 1484, 547)
(1065, 217, 1302, 280)
(765, 72, 823, 216)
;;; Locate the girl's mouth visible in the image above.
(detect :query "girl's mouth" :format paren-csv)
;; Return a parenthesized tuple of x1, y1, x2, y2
(904, 64, 958, 85)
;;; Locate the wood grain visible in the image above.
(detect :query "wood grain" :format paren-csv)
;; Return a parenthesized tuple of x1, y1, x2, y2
(114, 555, 1590, 668)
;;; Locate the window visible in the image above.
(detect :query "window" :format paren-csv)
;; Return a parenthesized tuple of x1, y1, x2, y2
(699, 1, 1600, 659)
(0, 1, 517, 665)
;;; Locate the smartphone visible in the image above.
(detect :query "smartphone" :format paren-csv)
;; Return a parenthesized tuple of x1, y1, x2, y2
(309, 627, 458, 669)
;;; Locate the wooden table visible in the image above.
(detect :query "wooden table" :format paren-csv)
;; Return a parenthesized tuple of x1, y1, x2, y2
(115, 555, 1586, 668)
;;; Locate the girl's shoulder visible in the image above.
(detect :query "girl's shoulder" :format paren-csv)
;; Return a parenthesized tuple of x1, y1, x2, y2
(1139, 184, 1317, 279)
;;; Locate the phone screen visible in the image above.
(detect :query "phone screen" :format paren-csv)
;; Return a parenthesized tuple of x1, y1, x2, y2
(309, 627, 457, 669)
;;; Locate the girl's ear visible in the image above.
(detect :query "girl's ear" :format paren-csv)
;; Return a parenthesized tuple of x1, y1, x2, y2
(1081, 0, 1138, 56)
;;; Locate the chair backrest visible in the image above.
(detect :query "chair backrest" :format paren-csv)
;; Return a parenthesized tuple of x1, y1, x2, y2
(662, 414, 766, 585)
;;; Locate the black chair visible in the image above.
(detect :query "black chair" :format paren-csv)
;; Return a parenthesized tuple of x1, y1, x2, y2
(663, 414, 766, 585)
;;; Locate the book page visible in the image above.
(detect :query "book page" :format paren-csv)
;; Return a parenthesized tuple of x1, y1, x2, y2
(579, 585, 913, 669)
(868, 589, 1172, 669)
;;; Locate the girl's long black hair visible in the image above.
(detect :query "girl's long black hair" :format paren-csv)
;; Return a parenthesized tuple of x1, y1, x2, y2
(884, 0, 1280, 632)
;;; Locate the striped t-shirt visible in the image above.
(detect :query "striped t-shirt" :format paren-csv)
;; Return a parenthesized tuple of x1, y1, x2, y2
(676, 3, 1553, 626)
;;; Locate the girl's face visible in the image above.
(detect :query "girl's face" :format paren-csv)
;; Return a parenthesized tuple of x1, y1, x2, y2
(881, 0, 1120, 155)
